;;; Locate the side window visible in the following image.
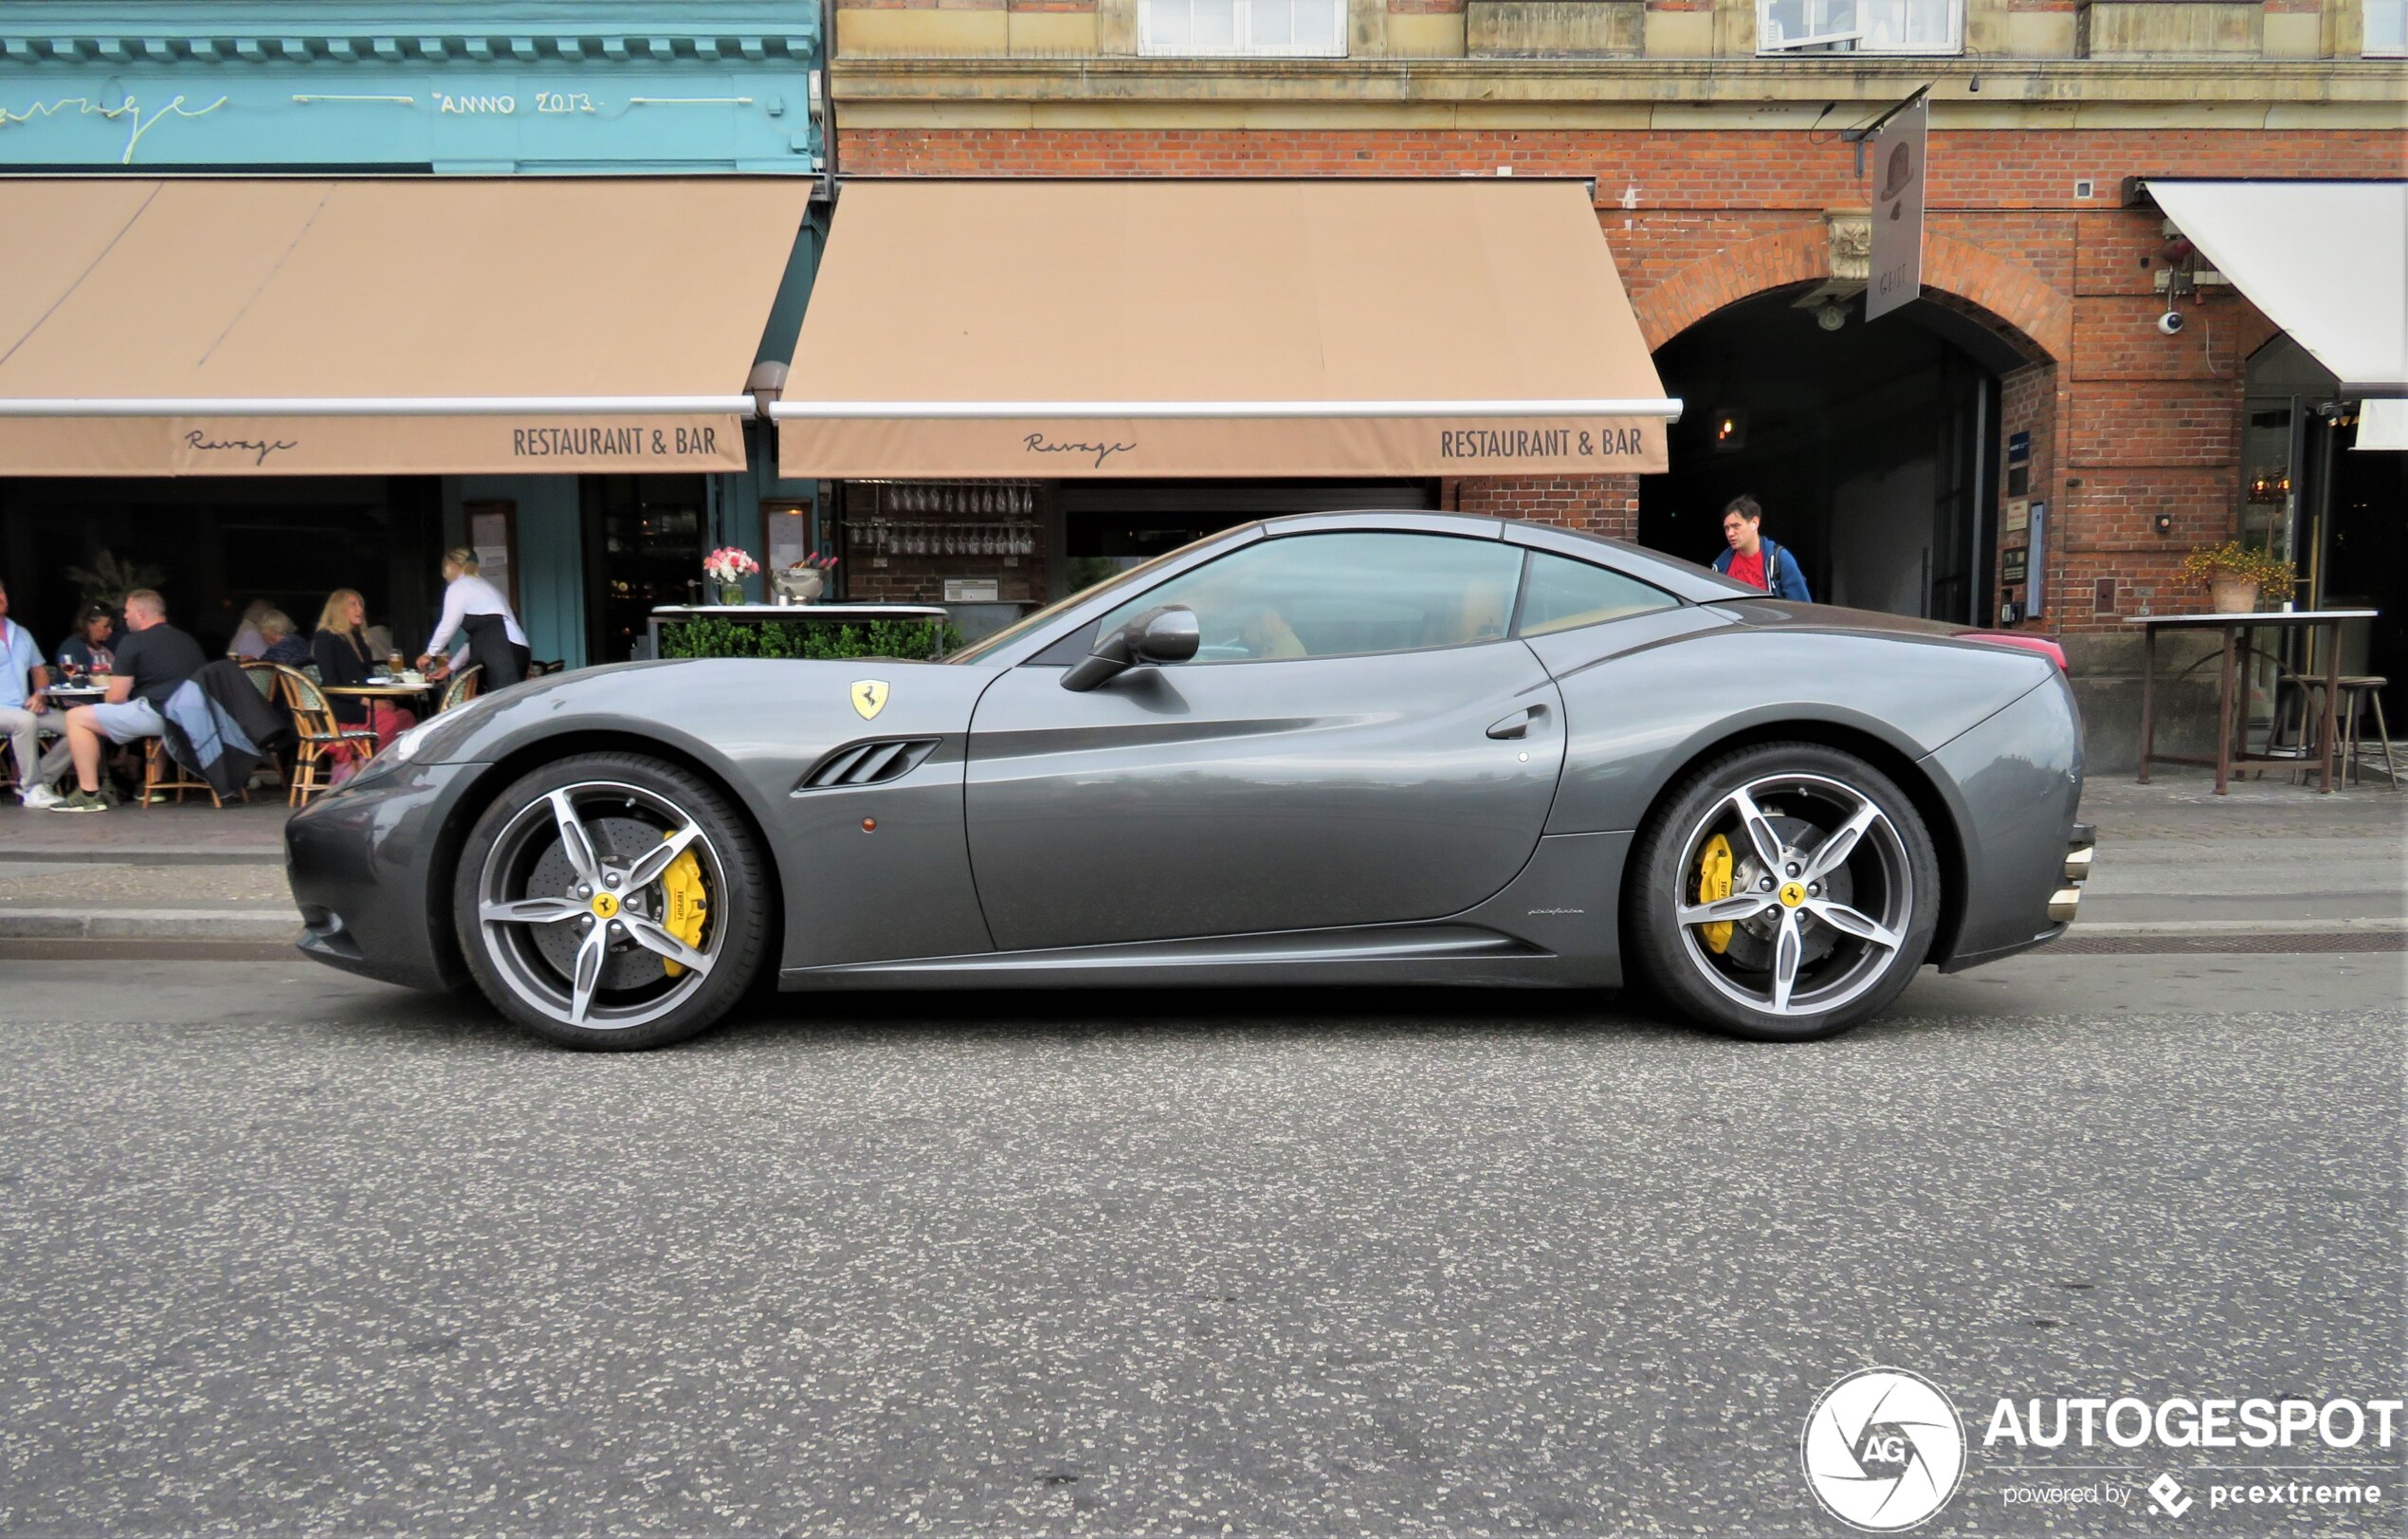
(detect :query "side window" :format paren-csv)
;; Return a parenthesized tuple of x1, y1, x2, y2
(1093, 532, 1524, 662)
(1513, 551, 1678, 637)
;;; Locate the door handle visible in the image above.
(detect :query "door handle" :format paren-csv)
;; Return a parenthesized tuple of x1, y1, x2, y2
(1487, 705, 1545, 740)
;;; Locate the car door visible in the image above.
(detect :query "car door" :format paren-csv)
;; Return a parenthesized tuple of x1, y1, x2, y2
(964, 530, 1566, 952)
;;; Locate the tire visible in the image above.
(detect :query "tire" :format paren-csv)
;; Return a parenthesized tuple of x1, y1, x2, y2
(1626, 742, 1941, 1042)
(452, 752, 771, 1051)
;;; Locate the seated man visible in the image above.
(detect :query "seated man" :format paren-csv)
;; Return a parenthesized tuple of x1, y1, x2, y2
(37, 588, 204, 814)
(0, 577, 53, 806)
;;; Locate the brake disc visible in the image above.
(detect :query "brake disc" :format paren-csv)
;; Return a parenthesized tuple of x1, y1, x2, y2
(527, 814, 681, 990)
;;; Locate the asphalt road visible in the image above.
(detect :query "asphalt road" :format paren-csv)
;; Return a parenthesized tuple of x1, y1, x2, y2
(0, 947, 2400, 1537)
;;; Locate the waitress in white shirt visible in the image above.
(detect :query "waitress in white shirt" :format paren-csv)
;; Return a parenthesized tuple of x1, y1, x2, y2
(418, 548, 530, 690)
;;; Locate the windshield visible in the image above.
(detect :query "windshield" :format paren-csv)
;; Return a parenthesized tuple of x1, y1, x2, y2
(946, 542, 1205, 665)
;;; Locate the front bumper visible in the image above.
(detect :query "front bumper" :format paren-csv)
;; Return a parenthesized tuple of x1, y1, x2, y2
(285, 760, 485, 993)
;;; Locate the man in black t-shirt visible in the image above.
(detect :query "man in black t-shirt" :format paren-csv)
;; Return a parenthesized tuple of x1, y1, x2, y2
(40, 588, 204, 813)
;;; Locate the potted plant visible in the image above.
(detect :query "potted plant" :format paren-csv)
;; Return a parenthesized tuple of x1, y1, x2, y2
(2180, 541, 2295, 614)
(702, 546, 760, 606)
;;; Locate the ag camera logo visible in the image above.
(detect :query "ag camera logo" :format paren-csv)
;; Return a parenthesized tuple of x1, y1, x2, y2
(1802, 1368, 1968, 1530)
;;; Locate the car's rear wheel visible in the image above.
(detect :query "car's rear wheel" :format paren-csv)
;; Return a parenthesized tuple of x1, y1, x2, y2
(453, 752, 769, 1050)
(1628, 743, 1940, 1042)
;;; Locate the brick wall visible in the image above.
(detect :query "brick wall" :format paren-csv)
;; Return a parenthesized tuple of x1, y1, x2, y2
(1445, 476, 1641, 539)
(844, 546, 1049, 605)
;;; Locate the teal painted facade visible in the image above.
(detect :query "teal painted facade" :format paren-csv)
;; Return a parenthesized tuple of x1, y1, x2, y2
(1, 2, 824, 667)
(0, 3, 822, 174)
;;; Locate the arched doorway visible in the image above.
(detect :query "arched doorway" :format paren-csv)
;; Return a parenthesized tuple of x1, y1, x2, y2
(1640, 286, 2033, 623)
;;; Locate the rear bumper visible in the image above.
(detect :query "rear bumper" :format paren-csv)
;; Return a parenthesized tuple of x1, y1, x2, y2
(285, 760, 483, 993)
(1937, 821, 2096, 974)
(1925, 678, 2088, 970)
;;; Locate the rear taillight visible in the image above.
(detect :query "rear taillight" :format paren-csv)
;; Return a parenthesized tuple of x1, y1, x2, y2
(1961, 631, 2067, 670)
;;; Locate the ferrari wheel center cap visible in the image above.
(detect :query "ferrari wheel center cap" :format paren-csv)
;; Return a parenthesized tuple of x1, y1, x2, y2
(1778, 881, 1808, 909)
(591, 891, 621, 920)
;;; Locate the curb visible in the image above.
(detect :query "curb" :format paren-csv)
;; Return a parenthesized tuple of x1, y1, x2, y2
(0, 907, 301, 942)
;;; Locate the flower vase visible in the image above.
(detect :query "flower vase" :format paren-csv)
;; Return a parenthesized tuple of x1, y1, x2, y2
(718, 582, 746, 607)
(2208, 578, 2259, 614)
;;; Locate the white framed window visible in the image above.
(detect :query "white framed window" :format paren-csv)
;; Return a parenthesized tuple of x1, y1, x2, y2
(2366, 0, 2406, 57)
(1759, 0, 1962, 54)
(1140, 0, 1347, 58)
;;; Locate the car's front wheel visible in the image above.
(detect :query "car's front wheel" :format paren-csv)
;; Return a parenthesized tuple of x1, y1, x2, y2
(453, 752, 770, 1050)
(1627, 743, 1940, 1042)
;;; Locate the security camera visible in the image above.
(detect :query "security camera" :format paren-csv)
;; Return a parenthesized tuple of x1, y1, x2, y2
(2157, 309, 2185, 336)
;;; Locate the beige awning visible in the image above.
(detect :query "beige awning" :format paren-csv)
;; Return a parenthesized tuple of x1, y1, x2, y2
(775, 179, 1677, 479)
(0, 176, 813, 475)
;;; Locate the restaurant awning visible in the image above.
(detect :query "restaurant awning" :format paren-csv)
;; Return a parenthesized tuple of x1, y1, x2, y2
(774, 179, 1678, 479)
(2145, 179, 2408, 397)
(0, 177, 813, 475)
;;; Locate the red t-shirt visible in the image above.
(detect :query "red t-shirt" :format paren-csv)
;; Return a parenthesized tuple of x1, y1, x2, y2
(1727, 549, 1767, 591)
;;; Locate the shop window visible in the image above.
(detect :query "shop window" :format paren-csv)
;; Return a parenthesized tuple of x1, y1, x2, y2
(1140, 0, 1346, 57)
(1759, 0, 1962, 54)
(2367, 0, 2406, 56)
(1092, 532, 1523, 661)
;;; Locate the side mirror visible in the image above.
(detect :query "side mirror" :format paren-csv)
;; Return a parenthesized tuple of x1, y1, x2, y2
(1060, 605, 1199, 691)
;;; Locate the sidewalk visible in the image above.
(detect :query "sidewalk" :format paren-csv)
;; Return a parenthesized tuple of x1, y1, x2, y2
(0, 797, 292, 943)
(0, 769, 2399, 951)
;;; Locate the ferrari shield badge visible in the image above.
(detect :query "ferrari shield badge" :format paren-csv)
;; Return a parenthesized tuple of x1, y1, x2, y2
(850, 679, 890, 721)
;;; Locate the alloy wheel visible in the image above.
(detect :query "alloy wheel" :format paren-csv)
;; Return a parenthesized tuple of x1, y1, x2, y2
(473, 779, 725, 1031)
(1671, 772, 1914, 1018)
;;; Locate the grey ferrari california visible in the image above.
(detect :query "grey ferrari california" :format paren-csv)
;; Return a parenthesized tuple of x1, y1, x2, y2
(286, 511, 2094, 1050)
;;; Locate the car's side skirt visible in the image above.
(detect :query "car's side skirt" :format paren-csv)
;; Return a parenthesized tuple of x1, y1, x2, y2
(778, 922, 1565, 991)
(778, 830, 1631, 992)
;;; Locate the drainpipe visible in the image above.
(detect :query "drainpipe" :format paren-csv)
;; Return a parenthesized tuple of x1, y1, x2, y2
(819, 0, 837, 208)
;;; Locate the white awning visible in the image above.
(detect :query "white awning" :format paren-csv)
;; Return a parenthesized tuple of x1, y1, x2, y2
(2358, 398, 2408, 452)
(2155, 179, 2408, 449)
(2148, 180, 2408, 395)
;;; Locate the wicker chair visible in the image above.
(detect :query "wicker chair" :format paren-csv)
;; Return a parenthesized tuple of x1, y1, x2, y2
(273, 664, 377, 807)
(437, 665, 483, 713)
(139, 734, 225, 807)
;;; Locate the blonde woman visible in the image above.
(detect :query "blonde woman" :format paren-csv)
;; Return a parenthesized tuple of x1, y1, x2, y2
(419, 548, 528, 690)
(312, 589, 415, 771)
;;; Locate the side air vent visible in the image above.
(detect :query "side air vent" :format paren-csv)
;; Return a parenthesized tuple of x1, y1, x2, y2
(797, 738, 939, 791)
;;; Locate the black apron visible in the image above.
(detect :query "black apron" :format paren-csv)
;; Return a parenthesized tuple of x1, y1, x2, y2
(461, 612, 522, 691)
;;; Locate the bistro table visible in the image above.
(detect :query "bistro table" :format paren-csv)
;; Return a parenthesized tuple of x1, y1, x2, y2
(322, 680, 433, 701)
(2129, 609, 2379, 794)
(41, 684, 106, 706)
(646, 603, 954, 662)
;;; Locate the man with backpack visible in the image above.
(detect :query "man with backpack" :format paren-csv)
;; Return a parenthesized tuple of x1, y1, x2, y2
(1713, 495, 1814, 601)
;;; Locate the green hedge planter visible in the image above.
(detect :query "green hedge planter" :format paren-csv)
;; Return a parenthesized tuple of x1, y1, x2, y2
(657, 617, 961, 662)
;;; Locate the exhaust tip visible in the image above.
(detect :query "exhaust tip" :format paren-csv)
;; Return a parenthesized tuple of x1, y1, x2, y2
(2049, 888, 2082, 924)
(2063, 846, 2095, 881)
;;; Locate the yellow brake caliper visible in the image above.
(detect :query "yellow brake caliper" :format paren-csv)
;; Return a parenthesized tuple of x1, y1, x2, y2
(1695, 834, 1735, 955)
(658, 835, 709, 978)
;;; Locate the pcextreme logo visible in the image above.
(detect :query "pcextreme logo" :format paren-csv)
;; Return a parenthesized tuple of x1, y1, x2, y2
(1800, 1368, 1968, 1531)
